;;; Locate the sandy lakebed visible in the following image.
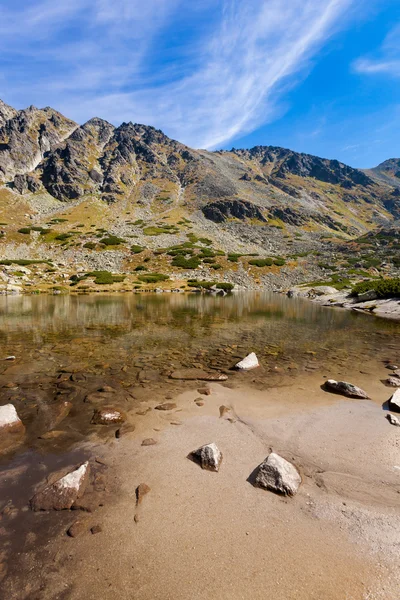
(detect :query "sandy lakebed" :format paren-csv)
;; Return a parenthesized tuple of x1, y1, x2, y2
(0, 292, 399, 600)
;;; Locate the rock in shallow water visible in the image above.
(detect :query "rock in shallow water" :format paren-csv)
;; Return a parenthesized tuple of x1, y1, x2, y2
(30, 462, 90, 511)
(190, 442, 222, 472)
(389, 389, 400, 413)
(0, 404, 25, 451)
(169, 369, 228, 381)
(386, 376, 400, 387)
(235, 352, 259, 370)
(324, 379, 369, 399)
(91, 407, 126, 424)
(255, 452, 301, 496)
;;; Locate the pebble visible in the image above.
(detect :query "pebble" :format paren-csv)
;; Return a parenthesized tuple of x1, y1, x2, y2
(197, 387, 211, 396)
(141, 438, 157, 446)
(90, 525, 102, 535)
(155, 403, 177, 411)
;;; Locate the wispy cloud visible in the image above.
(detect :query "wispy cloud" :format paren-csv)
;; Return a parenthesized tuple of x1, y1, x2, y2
(0, 0, 352, 148)
(353, 23, 400, 77)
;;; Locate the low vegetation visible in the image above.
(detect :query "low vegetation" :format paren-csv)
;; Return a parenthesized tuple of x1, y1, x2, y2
(352, 278, 400, 299)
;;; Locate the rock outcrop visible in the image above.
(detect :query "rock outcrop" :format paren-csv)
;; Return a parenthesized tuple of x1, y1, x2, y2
(389, 389, 400, 413)
(202, 199, 267, 223)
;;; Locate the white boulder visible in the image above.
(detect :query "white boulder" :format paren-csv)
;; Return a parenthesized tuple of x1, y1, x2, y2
(235, 352, 259, 370)
(30, 462, 90, 511)
(389, 389, 400, 413)
(255, 452, 301, 496)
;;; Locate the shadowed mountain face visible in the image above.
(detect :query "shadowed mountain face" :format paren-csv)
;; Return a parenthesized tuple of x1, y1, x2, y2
(0, 99, 399, 235)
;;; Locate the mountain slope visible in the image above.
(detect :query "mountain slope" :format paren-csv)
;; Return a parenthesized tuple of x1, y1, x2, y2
(0, 98, 399, 292)
(365, 158, 400, 190)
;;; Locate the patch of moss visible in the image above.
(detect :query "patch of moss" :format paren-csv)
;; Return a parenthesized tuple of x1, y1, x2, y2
(137, 273, 169, 283)
(99, 235, 126, 246)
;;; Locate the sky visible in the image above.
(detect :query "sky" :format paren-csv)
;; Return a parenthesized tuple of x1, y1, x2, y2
(0, 0, 399, 168)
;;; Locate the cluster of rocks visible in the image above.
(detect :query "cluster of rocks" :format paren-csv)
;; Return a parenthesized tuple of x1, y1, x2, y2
(189, 443, 301, 496)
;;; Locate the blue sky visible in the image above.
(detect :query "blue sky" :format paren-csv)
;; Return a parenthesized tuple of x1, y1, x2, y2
(0, 1, 399, 167)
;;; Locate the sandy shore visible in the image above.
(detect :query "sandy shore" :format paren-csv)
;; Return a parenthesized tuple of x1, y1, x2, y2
(2, 371, 399, 600)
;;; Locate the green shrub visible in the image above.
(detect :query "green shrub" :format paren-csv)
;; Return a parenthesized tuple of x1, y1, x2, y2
(134, 265, 148, 271)
(249, 258, 273, 267)
(85, 271, 125, 285)
(187, 280, 215, 289)
(137, 273, 169, 283)
(210, 263, 222, 270)
(55, 233, 72, 241)
(216, 282, 234, 291)
(100, 235, 126, 246)
(171, 255, 200, 269)
(351, 278, 400, 299)
(18, 227, 32, 234)
(143, 226, 178, 236)
(131, 245, 145, 253)
(0, 259, 52, 266)
(273, 257, 286, 267)
(83, 242, 96, 249)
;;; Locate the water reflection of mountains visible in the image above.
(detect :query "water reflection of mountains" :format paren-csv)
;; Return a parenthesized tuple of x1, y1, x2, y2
(0, 292, 398, 348)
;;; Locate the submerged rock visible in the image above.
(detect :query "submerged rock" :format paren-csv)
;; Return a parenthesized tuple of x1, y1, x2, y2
(154, 402, 177, 411)
(389, 389, 400, 413)
(141, 438, 157, 446)
(235, 352, 259, 370)
(190, 442, 223, 472)
(386, 413, 400, 426)
(0, 404, 24, 434)
(324, 379, 369, 399)
(30, 462, 90, 511)
(170, 369, 228, 381)
(255, 452, 301, 496)
(91, 407, 126, 424)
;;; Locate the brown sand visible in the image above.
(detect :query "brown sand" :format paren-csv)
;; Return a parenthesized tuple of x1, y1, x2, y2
(4, 375, 399, 600)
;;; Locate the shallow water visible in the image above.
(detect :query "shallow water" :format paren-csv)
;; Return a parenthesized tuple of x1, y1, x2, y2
(0, 291, 399, 457)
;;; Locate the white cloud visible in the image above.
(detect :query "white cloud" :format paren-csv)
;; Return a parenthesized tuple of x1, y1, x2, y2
(353, 23, 400, 78)
(0, 0, 352, 148)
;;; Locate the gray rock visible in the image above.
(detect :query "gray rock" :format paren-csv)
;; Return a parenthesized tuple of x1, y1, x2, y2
(385, 376, 400, 387)
(255, 452, 301, 496)
(190, 442, 222, 472)
(386, 413, 400, 426)
(30, 462, 90, 511)
(324, 379, 369, 399)
(357, 290, 378, 302)
(388, 389, 400, 413)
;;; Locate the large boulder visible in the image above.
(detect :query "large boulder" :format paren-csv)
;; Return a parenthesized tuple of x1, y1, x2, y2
(386, 376, 400, 387)
(389, 389, 400, 413)
(190, 443, 222, 472)
(30, 462, 90, 511)
(324, 379, 369, 399)
(386, 413, 400, 426)
(255, 452, 301, 496)
(235, 352, 259, 370)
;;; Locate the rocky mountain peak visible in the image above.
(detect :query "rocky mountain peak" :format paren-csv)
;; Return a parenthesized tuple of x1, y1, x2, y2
(0, 99, 18, 128)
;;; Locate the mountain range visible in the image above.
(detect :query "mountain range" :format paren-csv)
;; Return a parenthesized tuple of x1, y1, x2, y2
(0, 98, 399, 291)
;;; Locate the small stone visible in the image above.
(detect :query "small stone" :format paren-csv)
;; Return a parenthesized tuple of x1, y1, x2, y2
(155, 403, 177, 411)
(90, 525, 102, 534)
(389, 389, 400, 413)
(197, 387, 211, 396)
(98, 385, 114, 393)
(136, 407, 151, 416)
(190, 443, 222, 472)
(195, 400, 204, 407)
(115, 424, 135, 438)
(3, 382, 18, 389)
(30, 462, 90, 511)
(324, 379, 369, 399)
(134, 514, 139, 523)
(136, 483, 151, 505)
(141, 438, 157, 446)
(91, 407, 126, 425)
(169, 369, 228, 381)
(67, 520, 88, 538)
(386, 413, 400, 427)
(386, 364, 399, 371)
(235, 352, 259, 370)
(4, 356, 15, 361)
(386, 377, 400, 387)
(219, 405, 230, 417)
(255, 452, 301, 496)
